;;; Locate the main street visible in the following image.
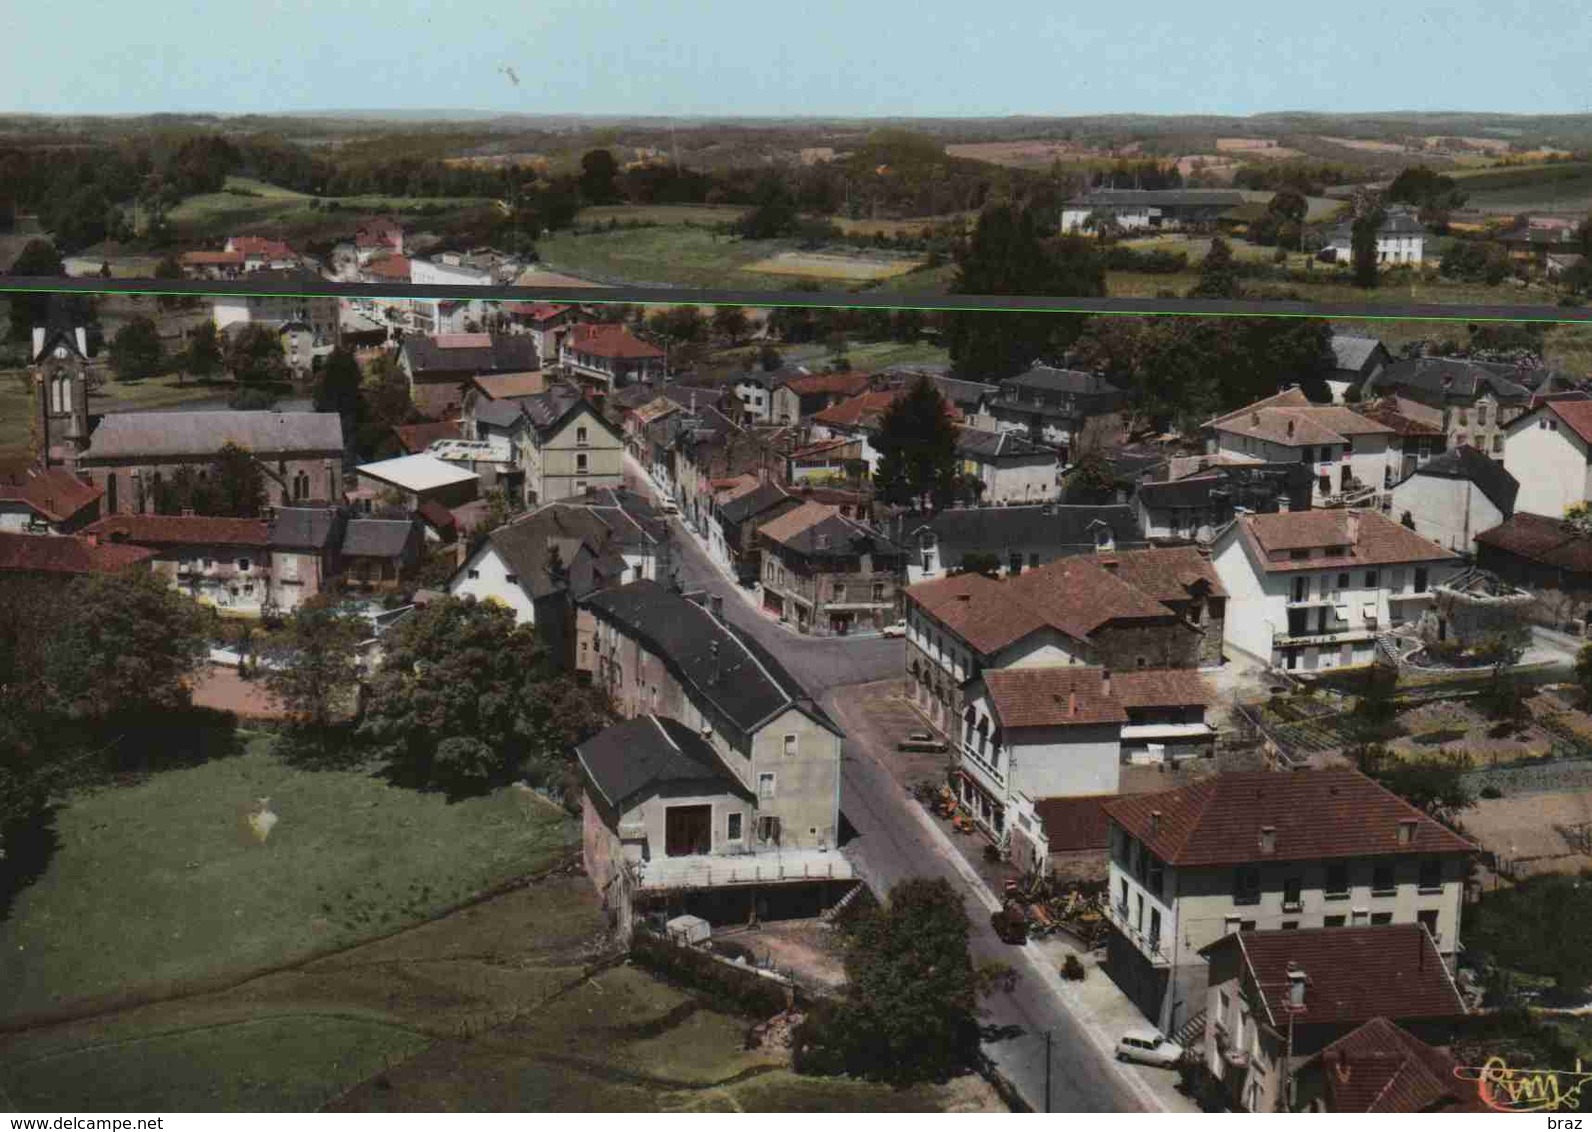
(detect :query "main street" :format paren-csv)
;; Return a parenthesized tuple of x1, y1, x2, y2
(626, 464, 1152, 1112)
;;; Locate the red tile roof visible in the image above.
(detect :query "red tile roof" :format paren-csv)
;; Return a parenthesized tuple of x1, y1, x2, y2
(0, 466, 101, 523)
(981, 667, 1208, 729)
(393, 419, 462, 454)
(983, 667, 1129, 726)
(471, 371, 545, 399)
(1236, 509, 1460, 573)
(434, 332, 493, 349)
(417, 499, 458, 535)
(85, 513, 272, 548)
(0, 531, 154, 575)
(757, 501, 838, 546)
(907, 555, 1181, 656)
(502, 301, 574, 322)
(1547, 398, 1592, 444)
(1103, 769, 1476, 867)
(1099, 546, 1227, 602)
(364, 254, 412, 280)
(227, 236, 295, 258)
(1032, 795, 1114, 852)
(179, 250, 245, 266)
(1475, 511, 1592, 573)
(566, 323, 665, 360)
(812, 390, 902, 430)
(1210, 925, 1466, 1030)
(1307, 1018, 1486, 1113)
(781, 371, 872, 398)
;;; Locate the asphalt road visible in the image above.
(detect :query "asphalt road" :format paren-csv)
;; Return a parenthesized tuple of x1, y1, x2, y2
(629, 469, 1145, 1112)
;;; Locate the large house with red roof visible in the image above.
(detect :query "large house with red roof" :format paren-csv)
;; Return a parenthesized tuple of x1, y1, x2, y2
(0, 464, 103, 533)
(903, 548, 1222, 736)
(1211, 508, 1463, 672)
(1290, 1016, 1486, 1114)
(558, 322, 666, 388)
(770, 371, 872, 425)
(1102, 768, 1474, 1036)
(353, 216, 403, 262)
(1201, 927, 1468, 1113)
(1501, 395, 1592, 520)
(502, 302, 582, 365)
(0, 529, 154, 578)
(1206, 389, 1401, 507)
(957, 665, 1212, 868)
(222, 236, 300, 271)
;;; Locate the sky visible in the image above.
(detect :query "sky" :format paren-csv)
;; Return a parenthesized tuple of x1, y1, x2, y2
(5, 0, 1591, 119)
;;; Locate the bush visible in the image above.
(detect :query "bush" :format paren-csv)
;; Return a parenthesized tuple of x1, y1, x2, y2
(1480, 784, 1504, 799)
(629, 929, 791, 1018)
(1062, 954, 1086, 981)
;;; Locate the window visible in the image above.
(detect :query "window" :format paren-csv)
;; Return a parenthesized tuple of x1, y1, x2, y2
(783, 734, 797, 757)
(1414, 567, 1429, 593)
(1233, 867, 1261, 905)
(872, 582, 885, 602)
(1029, 553, 1039, 568)
(758, 773, 775, 799)
(1239, 920, 1256, 932)
(1290, 549, 1309, 561)
(1148, 908, 1162, 952)
(504, 573, 519, 585)
(1282, 877, 1302, 910)
(1477, 406, 1488, 427)
(832, 583, 846, 602)
(1365, 570, 1378, 588)
(237, 558, 251, 571)
(1418, 909, 1439, 938)
(1337, 573, 1349, 590)
(576, 426, 588, 447)
(1281, 921, 1298, 930)
(1372, 863, 1395, 895)
(1136, 893, 1145, 932)
(1323, 915, 1346, 928)
(1370, 912, 1393, 925)
(1118, 878, 1128, 915)
(1325, 863, 1349, 898)
(467, 568, 480, 580)
(575, 453, 588, 472)
(1418, 859, 1443, 892)
(1493, 434, 1504, 454)
(726, 812, 743, 842)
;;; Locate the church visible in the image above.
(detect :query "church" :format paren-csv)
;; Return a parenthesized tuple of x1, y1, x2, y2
(32, 312, 347, 515)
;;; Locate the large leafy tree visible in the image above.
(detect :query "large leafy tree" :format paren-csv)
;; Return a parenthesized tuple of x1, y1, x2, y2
(313, 345, 364, 429)
(108, 316, 165, 381)
(182, 320, 224, 380)
(1386, 166, 1467, 231)
(946, 203, 1105, 379)
(1467, 873, 1592, 996)
(357, 596, 614, 794)
(872, 377, 959, 510)
(225, 322, 290, 385)
(578, 149, 621, 205)
(265, 600, 366, 758)
(796, 878, 986, 1084)
(1351, 200, 1386, 289)
(152, 441, 267, 517)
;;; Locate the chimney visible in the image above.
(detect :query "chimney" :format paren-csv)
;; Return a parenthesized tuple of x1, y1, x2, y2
(1286, 419, 1295, 439)
(1277, 494, 1291, 513)
(1259, 825, 1277, 855)
(709, 640, 721, 685)
(1149, 810, 1161, 836)
(1287, 963, 1307, 1008)
(1345, 510, 1361, 544)
(1101, 667, 1112, 697)
(1068, 691, 1078, 717)
(181, 508, 195, 517)
(1397, 818, 1417, 846)
(710, 594, 723, 620)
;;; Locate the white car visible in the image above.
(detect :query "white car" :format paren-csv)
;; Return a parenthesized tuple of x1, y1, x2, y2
(880, 620, 907, 638)
(657, 498, 680, 516)
(1115, 1029, 1184, 1068)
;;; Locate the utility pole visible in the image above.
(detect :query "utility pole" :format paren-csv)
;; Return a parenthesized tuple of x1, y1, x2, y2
(1044, 1029, 1053, 1113)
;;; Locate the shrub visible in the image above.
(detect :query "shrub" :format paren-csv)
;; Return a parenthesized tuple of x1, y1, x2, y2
(1480, 784, 1504, 799)
(1062, 954, 1086, 981)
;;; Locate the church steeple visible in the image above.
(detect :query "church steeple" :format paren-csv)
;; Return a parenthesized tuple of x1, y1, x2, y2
(31, 297, 93, 468)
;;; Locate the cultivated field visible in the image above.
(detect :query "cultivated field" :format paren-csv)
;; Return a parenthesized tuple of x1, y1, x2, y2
(162, 176, 496, 242)
(944, 141, 1095, 167)
(575, 204, 743, 228)
(1447, 161, 1592, 213)
(743, 251, 926, 281)
(0, 735, 576, 1018)
(1215, 138, 1302, 158)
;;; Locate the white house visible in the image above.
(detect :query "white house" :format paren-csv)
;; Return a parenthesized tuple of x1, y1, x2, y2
(1322, 206, 1427, 266)
(1388, 445, 1519, 554)
(1502, 397, 1592, 520)
(1102, 769, 1475, 1035)
(955, 426, 1060, 505)
(958, 666, 1211, 870)
(1207, 389, 1399, 506)
(1058, 189, 1249, 234)
(408, 257, 492, 336)
(1211, 509, 1463, 672)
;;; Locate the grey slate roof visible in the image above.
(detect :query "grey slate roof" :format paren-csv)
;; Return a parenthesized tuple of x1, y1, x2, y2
(765, 510, 907, 561)
(718, 481, 794, 525)
(1329, 206, 1428, 240)
(1138, 462, 1312, 510)
(1330, 335, 1385, 373)
(480, 495, 665, 601)
(577, 715, 748, 811)
(918, 504, 1147, 559)
(1067, 189, 1247, 208)
(932, 375, 1000, 411)
(341, 518, 418, 559)
(956, 426, 1058, 461)
(268, 506, 344, 550)
(582, 580, 840, 745)
(472, 397, 532, 429)
(1003, 366, 1121, 396)
(82, 410, 345, 460)
(522, 383, 604, 437)
(1366, 357, 1535, 403)
(401, 334, 539, 376)
(1409, 444, 1520, 516)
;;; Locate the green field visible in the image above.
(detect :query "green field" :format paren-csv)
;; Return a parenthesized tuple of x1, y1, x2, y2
(0, 735, 575, 1019)
(161, 176, 496, 241)
(1448, 161, 1592, 212)
(575, 203, 744, 228)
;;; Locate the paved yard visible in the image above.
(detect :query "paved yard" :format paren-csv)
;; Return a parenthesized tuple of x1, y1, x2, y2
(188, 664, 287, 720)
(1462, 788, 1592, 877)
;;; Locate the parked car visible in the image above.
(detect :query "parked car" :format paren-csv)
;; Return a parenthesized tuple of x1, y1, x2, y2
(1115, 1028, 1184, 1068)
(880, 620, 907, 638)
(898, 730, 948, 754)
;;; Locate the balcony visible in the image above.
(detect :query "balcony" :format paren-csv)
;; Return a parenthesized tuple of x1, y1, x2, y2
(1105, 902, 1171, 967)
(1273, 623, 1376, 647)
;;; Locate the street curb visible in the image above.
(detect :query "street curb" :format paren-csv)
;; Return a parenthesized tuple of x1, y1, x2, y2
(828, 687, 1169, 1113)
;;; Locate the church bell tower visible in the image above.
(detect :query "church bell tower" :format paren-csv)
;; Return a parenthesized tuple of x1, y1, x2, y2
(31, 312, 93, 469)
